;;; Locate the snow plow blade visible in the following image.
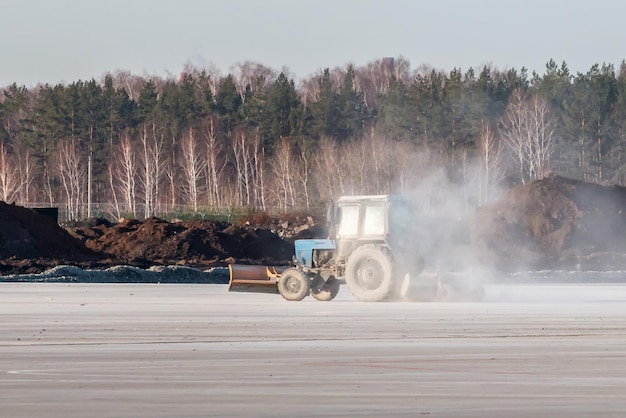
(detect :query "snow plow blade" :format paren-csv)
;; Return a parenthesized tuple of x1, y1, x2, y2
(228, 264, 287, 294)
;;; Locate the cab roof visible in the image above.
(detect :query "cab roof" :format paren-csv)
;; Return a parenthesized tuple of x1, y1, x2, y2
(336, 195, 408, 203)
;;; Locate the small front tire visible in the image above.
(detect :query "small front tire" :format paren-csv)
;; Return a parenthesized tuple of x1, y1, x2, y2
(277, 268, 309, 301)
(311, 275, 340, 301)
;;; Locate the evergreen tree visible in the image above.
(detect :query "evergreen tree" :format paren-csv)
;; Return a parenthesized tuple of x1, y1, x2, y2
(79, 79, 107, 196)
(196, 70, 215, 115)
(102, 74, 134, 148)
(336, 66, 368, 141)
(0, 83, 30, 144)
(308, 69, 339, 139)
(377, 75, 413, 142)
(135, 79, 159, 125)
(263, 72, 301, 149)
(214, 74, 243, 135)
(240, 80, 266, 131)
(411, 69, 446, 146)
(580, 64, 617, 180)
(612, 61, 626, 183)
(442, 68, 471, 148)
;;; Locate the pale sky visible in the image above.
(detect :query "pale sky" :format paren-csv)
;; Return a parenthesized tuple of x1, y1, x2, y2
(1, 0, 625, 88)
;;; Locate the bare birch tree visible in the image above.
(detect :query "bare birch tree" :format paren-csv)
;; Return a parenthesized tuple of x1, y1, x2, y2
(364, 133, 395, 194)
(107, 163, 122, 221)
(299, 76, 320, 109)
(313, 137, 347, 200)
(477, 122, 505, 205)
(341, 133, 398, 195)
(231, 130, 252, 206)
(231, 129, 266, 207)
(251, 133, 267, 210)
(231, 61, 276, 100)
(14, 145, 35, 205)
(203, 118, 227, 206)
(110, 70, 144, 102)
(525, 95, 555, 180)
(56, 138, 86, 220)
(500, 89, 555, 184)
(0, 142, 21, 203)
(138, 122, 165, 218)
(164, 158, 177, 214)
(295, 140, 313, 209)
(271, 138, 297, 211)
(500, 89, 527, 183)
(110, 134, 137, 217)
(180, 126, 206, 212)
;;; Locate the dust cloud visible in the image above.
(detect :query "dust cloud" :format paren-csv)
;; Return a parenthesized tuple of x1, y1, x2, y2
(390, 162, 626, 302)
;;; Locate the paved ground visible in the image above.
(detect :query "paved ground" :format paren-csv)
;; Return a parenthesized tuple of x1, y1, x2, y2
(1, 283, 626, 417)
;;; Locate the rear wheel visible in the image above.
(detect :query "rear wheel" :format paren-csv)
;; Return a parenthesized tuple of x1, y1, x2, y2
(310, 275, 340, 301)
(277, 268, 309, 301)
(345, 245, 394, 302)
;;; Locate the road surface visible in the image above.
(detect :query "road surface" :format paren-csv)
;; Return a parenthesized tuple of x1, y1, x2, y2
(1, 283, 626, 417)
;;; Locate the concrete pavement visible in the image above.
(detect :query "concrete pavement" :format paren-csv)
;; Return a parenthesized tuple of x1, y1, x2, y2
(1, 283, 626, 417)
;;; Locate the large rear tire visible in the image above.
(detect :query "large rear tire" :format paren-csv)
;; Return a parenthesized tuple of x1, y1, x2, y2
(310, 275, 340, 301)
(345, 245, 394, 302)
(277, 268, 309, 301)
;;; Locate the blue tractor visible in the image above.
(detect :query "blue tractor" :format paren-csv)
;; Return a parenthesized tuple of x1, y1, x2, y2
(229, 195, 435, 302)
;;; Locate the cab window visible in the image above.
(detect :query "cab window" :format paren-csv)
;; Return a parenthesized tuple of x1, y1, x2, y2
(363, 204, 385, 235)
(337, 205, 359, 236)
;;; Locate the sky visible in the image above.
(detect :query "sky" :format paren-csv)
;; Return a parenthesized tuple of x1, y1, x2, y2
(1, 0, 626, 88)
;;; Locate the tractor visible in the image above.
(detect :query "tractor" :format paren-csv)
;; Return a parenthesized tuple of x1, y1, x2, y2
(229, 194, 478, 302)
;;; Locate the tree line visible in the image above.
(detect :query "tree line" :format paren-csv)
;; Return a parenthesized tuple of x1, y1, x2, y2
(0, 57, 625, 220)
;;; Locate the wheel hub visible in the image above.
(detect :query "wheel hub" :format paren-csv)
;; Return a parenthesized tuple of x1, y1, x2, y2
(357, 258, 383, 289)
(286, 277, 302, 293)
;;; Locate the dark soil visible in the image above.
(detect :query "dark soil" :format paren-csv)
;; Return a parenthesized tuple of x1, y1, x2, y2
(473, 174, 626, 271)
(1, 175, 626, 275)
(0, 202, 104, 275)
(0, 201, 325, 274)
(66, 217, 297, 268)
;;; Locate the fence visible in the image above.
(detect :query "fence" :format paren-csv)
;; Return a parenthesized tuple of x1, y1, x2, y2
(25, 203, 322, 224)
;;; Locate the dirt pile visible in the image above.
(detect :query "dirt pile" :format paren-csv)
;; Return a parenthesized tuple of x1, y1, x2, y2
(64, 217, 308, 269)
(0, 202, 101, 274)
(473, 175, 626, 271)
(0, 202, 323, 274)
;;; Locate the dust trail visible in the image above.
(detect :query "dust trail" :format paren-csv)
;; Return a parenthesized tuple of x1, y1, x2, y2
(483, 282, 626, 304)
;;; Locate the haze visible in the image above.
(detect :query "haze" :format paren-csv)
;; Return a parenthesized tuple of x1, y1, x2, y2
(2, 0, 625, 88)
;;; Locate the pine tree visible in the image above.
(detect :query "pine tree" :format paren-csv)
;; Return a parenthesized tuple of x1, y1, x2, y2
(336, 66, 368, 141)
(135, 79, 159, 125)
(214, 75, 243, 136)
(308, 69, 339, 140)
(377, 75, 413, 142)
(611, 62, 626, 183)
(263, 72, 301, 150)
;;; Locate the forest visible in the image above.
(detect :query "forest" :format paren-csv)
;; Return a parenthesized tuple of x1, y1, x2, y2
(0, 57, 625, 221)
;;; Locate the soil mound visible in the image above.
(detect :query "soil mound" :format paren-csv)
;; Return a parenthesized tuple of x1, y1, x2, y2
(0, 202, 98, 274)
(65, 217, 298, 269)
(474, 175, 626, 271)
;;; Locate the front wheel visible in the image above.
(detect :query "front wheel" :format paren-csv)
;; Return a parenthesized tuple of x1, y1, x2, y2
(345, 245, 394, 302)
(277, 268, 309, 301)
(311, 275, 340, 301)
